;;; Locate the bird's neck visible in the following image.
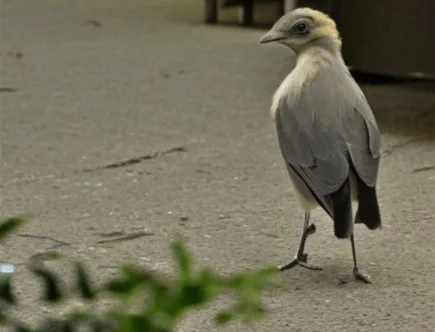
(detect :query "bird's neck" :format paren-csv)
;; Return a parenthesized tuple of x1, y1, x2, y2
(294, 37, 342, 58)
(294, 40, 345, 72)
(295, 47, 333, 71)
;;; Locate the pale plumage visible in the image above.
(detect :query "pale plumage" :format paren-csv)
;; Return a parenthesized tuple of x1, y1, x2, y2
(260, 7, 382, 284)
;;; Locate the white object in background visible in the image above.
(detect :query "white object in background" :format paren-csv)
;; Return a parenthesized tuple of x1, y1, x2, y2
(0, 264, 15, 273)
(285, 0, 296, 13)
(237, 7, 243, 21)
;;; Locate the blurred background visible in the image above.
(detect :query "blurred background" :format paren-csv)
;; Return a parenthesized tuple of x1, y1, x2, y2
(1, 1, 435, 331)
(207, 0, 435, 78)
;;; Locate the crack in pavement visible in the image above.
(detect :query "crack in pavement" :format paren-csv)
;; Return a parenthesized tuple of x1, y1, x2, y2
(412, 165, 435, 173)
(17, 233, 71, 248)
(95, 231, 154, 244)
(83, 146, 187, 172)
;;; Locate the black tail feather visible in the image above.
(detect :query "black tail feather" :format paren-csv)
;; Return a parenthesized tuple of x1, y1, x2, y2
(355, 177, 382, 230)
(328, 178, 353, 239)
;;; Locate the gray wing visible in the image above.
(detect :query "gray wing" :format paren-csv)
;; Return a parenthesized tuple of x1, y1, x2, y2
(275, 69, 381, 221)
(344, 85, 381, 187)
(275, 98, 348, 218)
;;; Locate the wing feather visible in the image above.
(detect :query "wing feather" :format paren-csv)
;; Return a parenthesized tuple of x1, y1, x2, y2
(274, 67, 381, 237)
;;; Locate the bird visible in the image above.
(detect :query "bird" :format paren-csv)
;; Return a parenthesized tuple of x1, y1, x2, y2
(259, 7, 382, 284)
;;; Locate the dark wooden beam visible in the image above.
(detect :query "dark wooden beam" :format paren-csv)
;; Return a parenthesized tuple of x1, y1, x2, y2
(204, 0, 218, 24)
(241, 0, 254, 25)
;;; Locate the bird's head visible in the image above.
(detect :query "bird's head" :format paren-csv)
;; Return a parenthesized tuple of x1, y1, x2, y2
(259, 8, 341, 54)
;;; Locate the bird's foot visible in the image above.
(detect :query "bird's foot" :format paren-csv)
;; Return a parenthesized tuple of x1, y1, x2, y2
(304, 223, 317, 237)
(338, 268, 372, 285)
(279, 224, 322, 271)
(279, 253, 323, 271)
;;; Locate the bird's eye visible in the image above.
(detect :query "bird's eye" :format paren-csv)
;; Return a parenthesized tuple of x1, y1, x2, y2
(294, 22, 309, 34)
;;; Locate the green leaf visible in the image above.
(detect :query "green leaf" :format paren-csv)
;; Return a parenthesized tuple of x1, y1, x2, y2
(171, 241, 192, 285)
(0, 217, 26, 240)
(225, 266, 278, 290)
(0, 238, 276, 331)
(30, 266, 63, 302)
(118, 314, 153, 332)
(13, 323, 33, 332)
(6, 318, 33, 332)
(75, 262, 95, 300)
(14, 323, 33, 332)
(143, 283, 174, 318)
(177, 269, 220, 310)
(89, 319, 117, 332)
(255, 266, 280, 280)
(30, 251, 62, 263)
(105, 279, 130, 294)
(105, 265, 155, 297)
(0, 275, 15, 304)
(231, 300, 267, 325)
(196, 267, 220, 301)
(180, 284, 208, 307)
(215, 311, 234, 325)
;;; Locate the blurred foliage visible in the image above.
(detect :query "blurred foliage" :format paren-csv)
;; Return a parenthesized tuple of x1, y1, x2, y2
(0, 217, 278, 331)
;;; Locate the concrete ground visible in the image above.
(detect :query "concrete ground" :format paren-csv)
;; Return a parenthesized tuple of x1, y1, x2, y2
(1, 0, 435, 331)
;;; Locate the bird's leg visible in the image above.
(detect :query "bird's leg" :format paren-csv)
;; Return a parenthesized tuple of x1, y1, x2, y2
(279, 212, 322, 271)
(338, 234, 372, 285)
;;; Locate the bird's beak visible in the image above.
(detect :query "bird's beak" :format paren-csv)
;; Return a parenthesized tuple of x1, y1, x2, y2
(259, 31, 286, 44)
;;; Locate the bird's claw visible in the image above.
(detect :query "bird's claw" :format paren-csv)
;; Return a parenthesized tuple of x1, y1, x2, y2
(279, 223, 322, 271)
(338, 268, 372, 285)
(305, 223, 316, 236)
(297, 259, 323, 270)
(279, 254, 322, 271)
